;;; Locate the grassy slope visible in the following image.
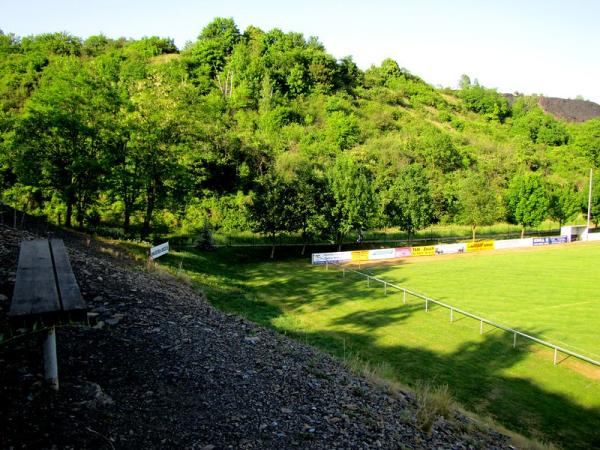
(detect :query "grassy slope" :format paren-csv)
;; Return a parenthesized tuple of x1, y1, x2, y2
(146, 242, 600, 449)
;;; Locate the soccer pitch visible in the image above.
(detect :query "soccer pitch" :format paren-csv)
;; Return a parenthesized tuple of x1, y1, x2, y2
(363, 241, 600, 359)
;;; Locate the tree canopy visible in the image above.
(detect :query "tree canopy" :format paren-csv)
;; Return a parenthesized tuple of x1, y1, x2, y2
(0, 18, 596, 245)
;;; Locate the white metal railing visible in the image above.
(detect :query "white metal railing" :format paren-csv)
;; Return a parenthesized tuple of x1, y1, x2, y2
(325, 261, 600, 368)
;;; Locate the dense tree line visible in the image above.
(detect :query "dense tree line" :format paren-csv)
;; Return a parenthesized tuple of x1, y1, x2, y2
(1, 20, 600, 254)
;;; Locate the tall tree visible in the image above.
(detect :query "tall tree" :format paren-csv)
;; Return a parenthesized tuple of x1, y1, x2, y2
(548, 184, 579, 228)
(574, 118, 600, 168)
(127, 61, 196, 238)
(382, 163, 433, 242)
(454, 172, 501, 241)
(326, 155, 376, 250)
(248, 170, 300, 258)
(12, 56, 115, 226)
(506, 173, 549, 238)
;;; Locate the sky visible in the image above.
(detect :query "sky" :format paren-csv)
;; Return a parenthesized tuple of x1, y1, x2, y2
(3, 0, 600, 104)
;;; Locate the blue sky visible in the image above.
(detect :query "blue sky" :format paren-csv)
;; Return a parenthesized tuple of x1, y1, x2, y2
(3, 0, 600, 103)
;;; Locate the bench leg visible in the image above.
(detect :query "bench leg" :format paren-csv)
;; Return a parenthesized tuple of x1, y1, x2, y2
(43, 326, 59, 391)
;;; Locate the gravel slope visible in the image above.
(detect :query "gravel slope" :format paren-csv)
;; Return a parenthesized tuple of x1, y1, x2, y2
(0, 223, 514, 449)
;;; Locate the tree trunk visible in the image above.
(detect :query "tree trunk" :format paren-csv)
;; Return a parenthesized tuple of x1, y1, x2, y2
(141, 187, 155, 239)
(76, 199, 85, 228)
(472, 225, 476, 242)
(123, 202, 131, 233)
(65, 201, 73, 228)
(521, 226, 525, 239)
(301, 244, 306, 256)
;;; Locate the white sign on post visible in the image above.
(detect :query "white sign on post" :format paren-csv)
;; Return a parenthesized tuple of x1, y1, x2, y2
(150, 242, 169, 260)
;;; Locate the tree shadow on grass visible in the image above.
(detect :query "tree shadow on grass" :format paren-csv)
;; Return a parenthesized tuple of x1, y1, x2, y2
(331, 304, 425, 330)
(295, 324, 600, 450)
(161, 250, 600, 448)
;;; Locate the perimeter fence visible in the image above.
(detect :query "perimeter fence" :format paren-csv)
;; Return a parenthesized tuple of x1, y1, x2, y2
(325, 261, 600, 368)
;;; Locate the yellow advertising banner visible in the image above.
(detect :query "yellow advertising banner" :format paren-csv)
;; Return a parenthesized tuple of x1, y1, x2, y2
(466, 240, 494, 252)
(351, 250, 369, 261)
(411, 246, 435, 257)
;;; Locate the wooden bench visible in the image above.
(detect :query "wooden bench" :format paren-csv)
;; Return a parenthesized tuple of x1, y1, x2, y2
(9, 239, 87, 390)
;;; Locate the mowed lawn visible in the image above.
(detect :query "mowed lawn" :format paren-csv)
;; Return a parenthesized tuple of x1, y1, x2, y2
(367, 242, 600, 358)
(154, 242, 600, 449)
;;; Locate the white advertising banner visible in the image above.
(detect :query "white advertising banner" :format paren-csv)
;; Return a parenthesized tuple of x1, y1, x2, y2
(434, 243, 466, 255)
(493, 238, 533, 250)
(311, 251, 353, 264)
(150, 242, 169, 259)
(368, 248, 396, 260)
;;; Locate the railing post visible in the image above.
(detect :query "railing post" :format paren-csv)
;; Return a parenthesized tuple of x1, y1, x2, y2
(425, 298, 429, 312)
(384, 281, 387, 295)
(450, 308, 453, 322)
(554, 348, 558, 365)
(480, 320, 483, 334)
(326, 261, 328, 271)
(403, 289, 406, 304)
(513, 332, 517, 348)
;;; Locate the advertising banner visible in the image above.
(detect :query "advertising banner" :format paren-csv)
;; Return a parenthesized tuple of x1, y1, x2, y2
(494, 238, 533, 249)
(466, 240, 494, 252)
(368, 248, 396, 260)
(411, 245, 435, 257)
(533, 236, 568, 246)
(549, 236, 568, 244)
(150, 242, 169, 260)
(434, 243, 466, 255)
(311, 251, 352, 264)
(394, 247, 412, 258)
(351, 250, 370, 261)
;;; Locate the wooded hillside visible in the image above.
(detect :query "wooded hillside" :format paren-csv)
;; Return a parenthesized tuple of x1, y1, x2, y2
(2, 18, 600, 245)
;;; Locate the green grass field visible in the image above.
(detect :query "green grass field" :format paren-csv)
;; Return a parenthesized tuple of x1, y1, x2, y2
(364, 243, 600, 359)
(139, 240, 600, 449)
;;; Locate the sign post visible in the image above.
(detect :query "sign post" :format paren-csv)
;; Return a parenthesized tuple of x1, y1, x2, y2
(150, 242, 169, 260)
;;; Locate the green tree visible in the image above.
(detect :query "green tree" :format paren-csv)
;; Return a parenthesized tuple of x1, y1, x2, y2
(248, 170, 300, 258)
(574, 118, 600, 168)
(588, 174, 600, 227)
(548, 184, 579, 228)
(506, 173, 549, 238)
(11, 56, 116, 227)
(455, 172, 501, 241)
(276, 157, 330, 255)
(512, 107, 569, 146)
(459, 83, 510, 122)
(382, 163, 433, 242)
(127, 61, 196, 238)
(326, 155, 376, 250)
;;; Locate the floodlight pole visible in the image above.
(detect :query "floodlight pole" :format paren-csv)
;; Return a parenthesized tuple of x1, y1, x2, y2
(587, 168, 593, 239)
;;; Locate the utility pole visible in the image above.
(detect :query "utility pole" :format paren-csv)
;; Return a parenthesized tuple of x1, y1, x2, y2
(587, 168, 593, 240)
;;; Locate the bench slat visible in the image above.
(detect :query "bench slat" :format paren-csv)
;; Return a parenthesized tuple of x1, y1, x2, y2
(50, 239, 86, 312)
(10, 240, 61, 317)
